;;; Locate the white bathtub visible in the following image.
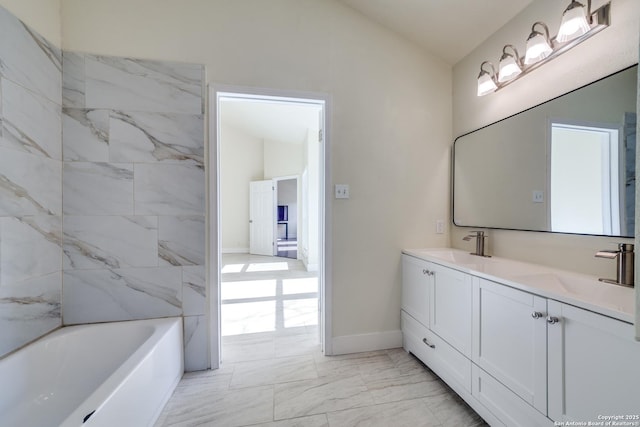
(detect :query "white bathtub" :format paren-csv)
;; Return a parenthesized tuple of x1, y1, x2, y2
(0, 317, 183, 427)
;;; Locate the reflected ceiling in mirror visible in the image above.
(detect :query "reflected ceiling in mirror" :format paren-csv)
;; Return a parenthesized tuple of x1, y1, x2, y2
(453, 65, 638, 237)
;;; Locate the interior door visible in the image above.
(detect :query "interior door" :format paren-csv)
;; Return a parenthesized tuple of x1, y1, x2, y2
(249, 180, 275, 256)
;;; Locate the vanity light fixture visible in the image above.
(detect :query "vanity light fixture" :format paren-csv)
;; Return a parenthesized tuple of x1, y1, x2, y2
(477, 61, 498, 96)
(524, 22, 553, 65)
(476, 1, 610, 96)
(498, 45, 523, 82)
(557, 0, 591, 42)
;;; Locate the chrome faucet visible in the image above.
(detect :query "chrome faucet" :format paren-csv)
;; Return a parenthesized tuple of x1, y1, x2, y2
(595, 243, 634, 288)
(463, 231, 490, 257)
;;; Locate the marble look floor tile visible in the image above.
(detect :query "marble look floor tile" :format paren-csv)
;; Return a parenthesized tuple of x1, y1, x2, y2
(250, 414, 329, 427)
(0, 272, 61, 357)
(85, 55, 203, 114)
(326, 399, 442, 427)
(158, 216, 205, 266)
(62, 267, 182, 324)
(365, 371, 448, 405)
(423, 392, 489, 427)
(184, 315, 209, 372)
(222, 332, 276, 363)
(63, 162, 134, 215)
(62, 108, 109, 161)
(157, 385, 274, 427)
(274, 331, 321, 358)
(0, 215, 62, 285)
(177, 371, 234, 391)
(0, 7, 61, 104)
(109, 110, 204, 165)
(314, 352, 395, 379)
(183, 265, 206, 316)
(386, 348, 430, 376)
(0, 147, 61, 216)
(230, 355, 318, 389)
(135, 163, 205, 215)
(274, 375, 374, 420)
(63, 215, 157, 269)
(1, 79, 61, 160)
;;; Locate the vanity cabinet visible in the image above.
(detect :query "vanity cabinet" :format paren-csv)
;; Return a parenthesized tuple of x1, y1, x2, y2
(472, 278, 548, 415)
(430, 263, 473, 357)
(401, 255, 473, 393)
(402, 250, 640, 427)
(401, 255, 431, 327)
(547, 300, 640, 421)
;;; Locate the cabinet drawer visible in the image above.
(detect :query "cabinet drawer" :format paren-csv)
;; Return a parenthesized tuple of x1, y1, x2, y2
(471, 365, 552, 427)
(402, 310, 471, 393)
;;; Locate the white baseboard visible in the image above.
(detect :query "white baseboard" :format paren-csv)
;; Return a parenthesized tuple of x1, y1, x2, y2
(222, 248, 249, 254)
(331, 330, 403, 355)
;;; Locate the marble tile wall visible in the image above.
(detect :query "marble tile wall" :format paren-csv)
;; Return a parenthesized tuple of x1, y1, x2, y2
(61, 51, 207, 371)
(0, 6, 63, 357)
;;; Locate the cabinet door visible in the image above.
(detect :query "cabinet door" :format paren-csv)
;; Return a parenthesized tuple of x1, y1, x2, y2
(401, 255, 431, 327)
(429, 263, 473, 357)
(472, 279, 547, 415)
(548, 300, 640, 422)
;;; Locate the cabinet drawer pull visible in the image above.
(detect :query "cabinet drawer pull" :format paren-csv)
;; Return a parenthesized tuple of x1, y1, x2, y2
(546, 316, 560, 324)
(422, 269, 435, 276)
(531, 311, 544, 319)
(422, 338, 436, 349)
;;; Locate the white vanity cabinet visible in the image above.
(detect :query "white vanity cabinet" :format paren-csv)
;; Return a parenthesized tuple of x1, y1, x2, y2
(402, 249, 640, 427)
(430, 262, 473, 357)
(472, 278, 548, 415)
(401, 254, 432, 327)
(547, 300, 640, 422)
(401, 255, 473, 393)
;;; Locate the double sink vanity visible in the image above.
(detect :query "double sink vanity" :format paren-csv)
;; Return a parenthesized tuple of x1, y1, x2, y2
(401, 247, 639, 426)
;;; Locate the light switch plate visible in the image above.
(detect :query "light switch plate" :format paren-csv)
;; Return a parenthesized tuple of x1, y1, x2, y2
(335, 184, 350, 199)
(533, 190, 544, 203)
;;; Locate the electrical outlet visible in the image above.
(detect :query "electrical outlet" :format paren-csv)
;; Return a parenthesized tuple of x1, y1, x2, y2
(335, 184, 350, 199)
(436, 220, 445, 234)
(532, 190, 544, 203)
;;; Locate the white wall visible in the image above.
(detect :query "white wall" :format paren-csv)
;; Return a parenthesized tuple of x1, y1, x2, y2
(452, 0, 639, 277)
(0, 0, 61, 46)
(264, 139, 304, 179)
(61, 0, 452, 342)
(220, 124, 264, 252)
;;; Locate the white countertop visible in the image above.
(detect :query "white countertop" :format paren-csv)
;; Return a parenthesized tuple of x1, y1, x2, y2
(403, 248, 635, 324)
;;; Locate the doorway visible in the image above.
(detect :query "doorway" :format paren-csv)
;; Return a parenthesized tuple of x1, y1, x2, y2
(209, 87, 331, 369)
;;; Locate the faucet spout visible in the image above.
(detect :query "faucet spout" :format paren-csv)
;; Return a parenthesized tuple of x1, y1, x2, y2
(463, 231, 490, 257)
(595, 243, 634, 288)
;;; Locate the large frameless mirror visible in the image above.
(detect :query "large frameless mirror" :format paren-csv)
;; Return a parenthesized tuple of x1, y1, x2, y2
(453, 65, 638, 237)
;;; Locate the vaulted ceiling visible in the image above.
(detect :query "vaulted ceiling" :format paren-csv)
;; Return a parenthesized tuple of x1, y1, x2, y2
(337, 0, 535, 64)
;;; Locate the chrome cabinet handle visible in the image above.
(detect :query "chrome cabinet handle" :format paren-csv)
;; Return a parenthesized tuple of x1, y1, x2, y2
(546, 316, 560, 324)
(422, 269, 435, 276)
(531, 311, 544, 319)
(422, 338, 435, 349)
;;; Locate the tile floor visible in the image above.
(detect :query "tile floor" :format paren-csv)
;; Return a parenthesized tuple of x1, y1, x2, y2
(155, 255, 488, 427)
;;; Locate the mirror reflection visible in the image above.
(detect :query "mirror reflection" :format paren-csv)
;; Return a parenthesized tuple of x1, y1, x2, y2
(453, 65, 637, 237)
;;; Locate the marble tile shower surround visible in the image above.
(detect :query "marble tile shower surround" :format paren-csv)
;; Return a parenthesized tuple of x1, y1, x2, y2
(0, 5, 207, 368)
(61, 50, 207, 370)
(0, 5, 62, 358)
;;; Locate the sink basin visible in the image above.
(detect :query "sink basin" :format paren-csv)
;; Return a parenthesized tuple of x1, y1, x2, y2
(514, 272, 634, 314)
(412, 249, 490, 266)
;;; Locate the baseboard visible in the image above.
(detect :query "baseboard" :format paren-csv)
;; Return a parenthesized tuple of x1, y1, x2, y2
(331, 330, 403, 355)
(222, 248, 249, 254)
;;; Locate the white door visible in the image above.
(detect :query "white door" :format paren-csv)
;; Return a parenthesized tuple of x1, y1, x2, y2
(249, 180, 274, 256)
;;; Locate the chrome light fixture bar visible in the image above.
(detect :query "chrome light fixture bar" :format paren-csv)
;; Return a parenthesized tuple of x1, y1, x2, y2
(477, 1, 610, 96)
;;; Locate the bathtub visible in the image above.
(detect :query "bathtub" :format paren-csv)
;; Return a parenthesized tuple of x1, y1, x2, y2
(0, 317, 184, 427)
